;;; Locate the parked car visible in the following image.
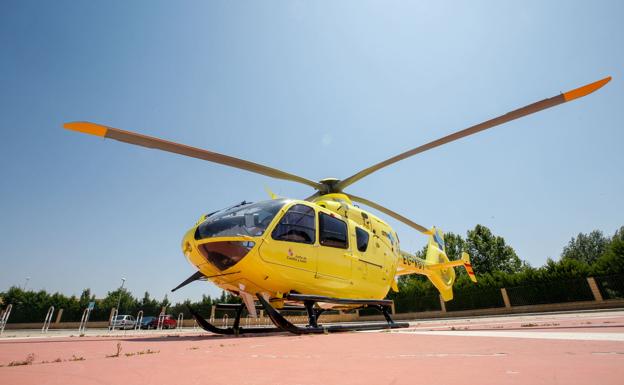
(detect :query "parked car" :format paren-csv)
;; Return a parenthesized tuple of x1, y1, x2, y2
(109, 314, 136, 330)
(148, 314, 177, 329)
(139, 316, 157, 329)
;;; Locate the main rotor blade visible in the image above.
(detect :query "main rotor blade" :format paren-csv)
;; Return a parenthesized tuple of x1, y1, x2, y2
(304, 192, 320, 201)
(336, 76, 611, 191)
(347, 193, 429, 233)
(63, 122, 323, 190)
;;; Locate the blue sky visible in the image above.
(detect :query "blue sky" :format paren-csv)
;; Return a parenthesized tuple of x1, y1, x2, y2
(1, 1, 622, 303)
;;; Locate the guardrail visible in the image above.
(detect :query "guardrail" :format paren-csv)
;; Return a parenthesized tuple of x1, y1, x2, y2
(108, 308, 118, 332)
(135, 310, 143, 331)
(157, 312, 165, 330)
(42, 306, 54, 333)
(78, 307, 92, 333)
(0, 304, 12, 336)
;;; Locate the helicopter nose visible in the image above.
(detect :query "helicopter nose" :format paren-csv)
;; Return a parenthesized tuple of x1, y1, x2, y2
(197, 241, 255, 271)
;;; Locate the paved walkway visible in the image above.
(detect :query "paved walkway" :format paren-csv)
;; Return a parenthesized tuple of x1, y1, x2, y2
(1, 310, 623, 384)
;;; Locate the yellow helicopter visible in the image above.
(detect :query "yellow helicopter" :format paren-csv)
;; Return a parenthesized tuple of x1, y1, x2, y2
(64, 76, 610, 334)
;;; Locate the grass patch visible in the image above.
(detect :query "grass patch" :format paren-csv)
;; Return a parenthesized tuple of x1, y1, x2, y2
(125, 348, 159, 357)
(106, 342, 122, 358)
(8, 353, 35, 367)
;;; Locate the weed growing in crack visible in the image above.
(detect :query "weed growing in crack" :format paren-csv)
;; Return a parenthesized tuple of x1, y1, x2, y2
(106, 342, 122, 358)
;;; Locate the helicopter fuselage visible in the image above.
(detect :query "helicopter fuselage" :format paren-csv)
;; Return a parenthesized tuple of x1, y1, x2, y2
(181, 194, 402, 303)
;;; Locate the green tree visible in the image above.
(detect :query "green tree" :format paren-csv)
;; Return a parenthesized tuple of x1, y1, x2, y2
(159, 294, 171, 310)
(612, 226, 624, 243)
(100, 288, 137, 314)
(79, 288, 95, 308)
(592, 237, 624, 275)
(464, 225, 525, 273)
(442, 232, 465, 261)
(139, 291, 160, 315)
(561, 230, 609, 265)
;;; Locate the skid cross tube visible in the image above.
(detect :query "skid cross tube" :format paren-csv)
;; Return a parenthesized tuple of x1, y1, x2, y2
(304, 301, 318, 328)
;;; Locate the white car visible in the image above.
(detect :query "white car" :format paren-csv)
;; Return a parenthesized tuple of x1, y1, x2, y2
(109, 314, 136, 330)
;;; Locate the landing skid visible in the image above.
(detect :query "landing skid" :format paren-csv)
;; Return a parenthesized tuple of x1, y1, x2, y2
(257, 293, 409, 335)
(188, 294, 409, 336)
(187, 305, 283, 335)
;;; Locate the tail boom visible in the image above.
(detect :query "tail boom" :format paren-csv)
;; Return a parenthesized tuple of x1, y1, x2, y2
(396, 228, 477, 301)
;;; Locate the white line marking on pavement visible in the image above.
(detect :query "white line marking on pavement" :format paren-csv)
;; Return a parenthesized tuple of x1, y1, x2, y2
(395, 330, 624, 341)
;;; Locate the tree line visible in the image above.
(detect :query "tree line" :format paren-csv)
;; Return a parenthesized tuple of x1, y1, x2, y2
(0, 287, 241, 323)
(389, 224, 624, 312)
(1, 224, 623, 322)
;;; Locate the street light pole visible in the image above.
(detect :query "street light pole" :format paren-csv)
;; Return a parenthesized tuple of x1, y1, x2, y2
(115, 278, 126, 314)
(23, 277, 30, 291)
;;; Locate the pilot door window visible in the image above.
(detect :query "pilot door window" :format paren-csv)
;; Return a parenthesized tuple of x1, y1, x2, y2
(356, 227, 369, 252)
(271, 204, 316, 244)
(319, 212, 348, 249)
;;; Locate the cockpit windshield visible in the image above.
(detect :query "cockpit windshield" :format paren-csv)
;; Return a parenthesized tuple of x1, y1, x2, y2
(195, 199, 288, 240)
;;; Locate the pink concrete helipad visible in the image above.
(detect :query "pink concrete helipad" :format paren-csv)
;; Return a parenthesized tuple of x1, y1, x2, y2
(1, 310, 623, 385)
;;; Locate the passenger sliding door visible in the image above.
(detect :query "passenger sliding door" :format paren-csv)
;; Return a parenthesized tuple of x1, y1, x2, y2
(316, 212, 352, 281)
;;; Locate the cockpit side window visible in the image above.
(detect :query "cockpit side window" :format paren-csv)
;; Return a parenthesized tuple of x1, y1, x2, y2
(272, 204, 316, 244)
(356, 227, 369, 252)
(319, 212, 348, 249)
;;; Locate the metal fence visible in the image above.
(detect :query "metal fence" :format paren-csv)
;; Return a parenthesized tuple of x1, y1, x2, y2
(392, 292, 441, 313)
(445, 287, 505, 311)
(505, 277, 594, 307)
(2, 274, 623, 326)
(395, 274, 624, 314)
(595, 274, 624, 300)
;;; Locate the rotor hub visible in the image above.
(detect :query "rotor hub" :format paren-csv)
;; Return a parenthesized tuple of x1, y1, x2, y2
(318, 178, 340, 194)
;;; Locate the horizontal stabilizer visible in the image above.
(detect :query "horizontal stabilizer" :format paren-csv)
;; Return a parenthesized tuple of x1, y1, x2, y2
(397, 227, 477, 301)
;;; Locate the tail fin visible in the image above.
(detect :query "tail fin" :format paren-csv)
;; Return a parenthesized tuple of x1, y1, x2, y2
(461, 252, 477, 283)
(397, 227, 477, 302)
(423, 227, 456, 301)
